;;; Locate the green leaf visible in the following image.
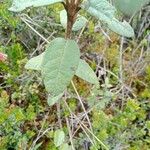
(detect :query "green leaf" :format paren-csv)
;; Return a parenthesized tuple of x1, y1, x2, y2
(9, 0, 64, 12)
(59, 143, 71, 150)
(47, 92, 63, 106)
(60, 9, 88, 31)
(81, 0, 116, 23)
(76, 59, 99, 86)
(114, 0, 149, 16)
(25, 52, 45, 71)
(82, 0, 134, 37)
(107, 19, 135, 38)
(54, 130, 65, 147)
(41, 38, 80, 96)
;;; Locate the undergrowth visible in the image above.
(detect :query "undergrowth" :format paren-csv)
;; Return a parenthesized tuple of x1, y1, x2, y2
(0, 1, 150, 150)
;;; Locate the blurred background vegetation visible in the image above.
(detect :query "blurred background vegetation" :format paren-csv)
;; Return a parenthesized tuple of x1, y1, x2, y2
(0, 0, 150, 150)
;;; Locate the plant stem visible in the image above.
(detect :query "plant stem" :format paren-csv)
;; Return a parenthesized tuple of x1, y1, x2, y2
(66, 17, 74, 39)
(64, 0, 80, 39)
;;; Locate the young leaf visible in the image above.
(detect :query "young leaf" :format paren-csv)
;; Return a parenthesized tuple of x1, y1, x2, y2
(82, 0, 134, 37)
(54, 130, 65, 147)
(60, 9, 88, 31)
(81, 0, 116, 23)
(41, 38, 80, 96)
(25, 52, 45, 71)
(47, 92, 63, 106)
(9, 0, 64, 12)
(75, 59, 99, 86)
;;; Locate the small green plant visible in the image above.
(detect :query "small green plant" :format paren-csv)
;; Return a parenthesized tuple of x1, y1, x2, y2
(9, 0, 134, 104)
(9, 1, 135, 148)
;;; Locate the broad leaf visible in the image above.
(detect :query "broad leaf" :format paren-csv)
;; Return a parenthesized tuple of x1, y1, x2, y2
(41, 38, 80, 96)
(9, 0, 64, 12)
(81, 0, 116, 23)
(25, 52, 45, 71)
(76, 59, 99, 86)
(107, 19, 135, 37)
(47, 92, 63, 106)
(54, 130, 65, 147)
(60, 9, 88, 31)
(82, 0, 134, 37)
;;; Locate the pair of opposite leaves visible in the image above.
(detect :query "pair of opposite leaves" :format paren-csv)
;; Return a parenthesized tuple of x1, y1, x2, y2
(25, 38, 99, 106)
(9, 0, 135, 37)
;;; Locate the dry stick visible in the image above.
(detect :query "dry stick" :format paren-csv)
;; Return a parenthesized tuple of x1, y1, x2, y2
(72, 112, 91, 138)
(132, 34, 149, 56)
(72, 122, 82, 137)
(80, 120, 109, 150)
(71, 113, 74, 133)
(22, 13, 62, 31)
(29, 127, 52, 150)
(76, 17, 92, 43)
(57, 102, 62, 128)
(119, 37, 125, 110)
(71, 81, 93, 133)
(76, 23, 87, 43)
(64, 99, 109, 150)
(31, 32, 56, 57)
(72, 117, 96, 149)
(64, 91, 76, 150)
(21, 17, 49, 44)
(64, 100, 97, 149)
(21, 14, 42, 27)
(72, 121, 96, 149)
(64, 105, 95, 149)
(71, 81, 97, 146)
(29, 112, 50, 150)
(98, 21, 112, 42)
(65, 117, 75, 150)
(78, 124, 96, 148)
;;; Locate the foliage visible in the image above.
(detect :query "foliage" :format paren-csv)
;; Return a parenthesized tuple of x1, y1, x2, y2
(9, 0, 135, 107)
(0, 0, 149, 150)
(9, 0, 64, 12)
(81, 0, 134, 37)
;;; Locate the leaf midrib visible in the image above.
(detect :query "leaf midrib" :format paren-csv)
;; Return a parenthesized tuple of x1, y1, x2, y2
(51, 39, 68, 85)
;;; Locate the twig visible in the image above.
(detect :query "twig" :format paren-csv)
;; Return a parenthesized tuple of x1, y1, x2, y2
(64, 99, 109, 150)
(65, 117, 75, 150)
(29, 112, 50, 150)
(57, 102, 62, 128)
(71, 81, 93, 134)
(20, 17, 49, 44)
(64, 100, 97, 149)
(119, 37, 125, 109)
